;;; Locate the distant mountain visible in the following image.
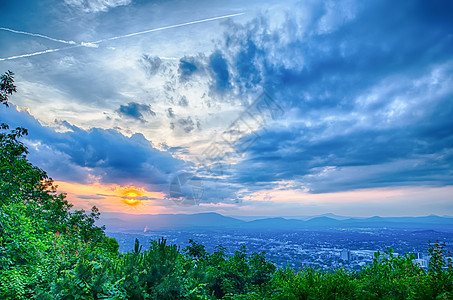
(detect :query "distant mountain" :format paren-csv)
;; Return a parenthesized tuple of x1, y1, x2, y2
(229, 216, 273, 222)
(99, 212, 244, 231)
(304, 216, 343, 226)
(341, 215, 453, 229)
(238, 217, 305, 230)
(287, 213, 352, 221)
(232, 213, 351, 222)
(99, 212, 453, 232)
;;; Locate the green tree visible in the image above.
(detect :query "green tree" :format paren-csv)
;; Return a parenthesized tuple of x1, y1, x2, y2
(1, 70, 16, 107)
(0, 71, 119, 299)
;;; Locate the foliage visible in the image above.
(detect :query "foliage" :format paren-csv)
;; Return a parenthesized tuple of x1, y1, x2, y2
(268, 245, 453, 300)
(0, 71, 119, 299)
(1, 70, 16, 107)
(1, 71, 452, 299)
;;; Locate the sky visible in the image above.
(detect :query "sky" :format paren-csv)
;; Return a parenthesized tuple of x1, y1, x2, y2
(1, 0, 452, 217)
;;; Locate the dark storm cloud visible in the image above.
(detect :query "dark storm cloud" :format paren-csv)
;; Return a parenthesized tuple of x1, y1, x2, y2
(200, 0, 453, 195)
(178, 56, 199, 78)
(210, 1, 453, 109)
(177, 52, 232, 94)
(0, 106, 187, 191)
(178, 54, 207, 82)
(208, 51, 231, 93)
(117, 102, 156, 122)
(231, 118, 453, 193)
(179, 60, 197, 76)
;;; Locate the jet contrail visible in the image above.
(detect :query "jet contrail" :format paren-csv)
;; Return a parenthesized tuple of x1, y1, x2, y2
(0, 12, 245, 61)
(0, 27, 76, 45)
(91, 12, 245, 44)
(0, 45, 81, 61)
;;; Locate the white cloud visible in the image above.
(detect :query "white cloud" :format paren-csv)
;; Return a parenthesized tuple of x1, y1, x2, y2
(64, 0, 132, 13)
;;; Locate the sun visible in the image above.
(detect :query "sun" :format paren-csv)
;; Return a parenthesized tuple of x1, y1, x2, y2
(120, 187, 144, 206)
(121, 198, 141, 206)
(121, 188, 143, 198)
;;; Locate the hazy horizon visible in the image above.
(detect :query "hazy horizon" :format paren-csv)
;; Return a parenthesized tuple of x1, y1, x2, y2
(98, 211, 453, 219)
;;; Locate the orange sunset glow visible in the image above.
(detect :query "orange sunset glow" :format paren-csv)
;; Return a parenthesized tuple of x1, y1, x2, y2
(121, 198, 142, 206)
(120, 188, 144, 206)
(53, 181, 168, 213)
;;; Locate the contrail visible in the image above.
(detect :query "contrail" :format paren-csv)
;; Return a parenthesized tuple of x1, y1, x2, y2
(0, 45, 81, 61)
(0, 27, 76, 45)
(0, 12, 244, 61)
(91, 12, 245, 44)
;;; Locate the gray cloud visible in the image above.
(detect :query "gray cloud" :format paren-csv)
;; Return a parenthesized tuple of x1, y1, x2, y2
(208, 51, 231, 94)
(196, 0, 453, 196)
(77, 194, 106, 200)
(140, 55, 163, 77)
(178, 96, 188, 106)
(167, 107, 175, 118)
(177, 116, 195, 133)
(64, 0, 132, 13)
(0, 105, 188, 192)
(117, 102, 156, 122)
(178, 55, 205, 81)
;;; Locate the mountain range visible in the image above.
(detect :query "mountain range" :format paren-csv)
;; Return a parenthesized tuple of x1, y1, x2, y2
(98, 212, 453, 232)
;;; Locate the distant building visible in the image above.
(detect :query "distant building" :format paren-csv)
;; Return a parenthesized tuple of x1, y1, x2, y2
(414, 253, 429, 268)
(414, 258, 428, 268)
(340, 250, 351, 262)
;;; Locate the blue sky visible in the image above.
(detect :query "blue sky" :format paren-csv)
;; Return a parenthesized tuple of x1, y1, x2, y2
(1, 0, 452, 217)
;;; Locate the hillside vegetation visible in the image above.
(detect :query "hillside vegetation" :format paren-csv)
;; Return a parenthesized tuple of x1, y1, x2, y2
(1, 71, 452, 299)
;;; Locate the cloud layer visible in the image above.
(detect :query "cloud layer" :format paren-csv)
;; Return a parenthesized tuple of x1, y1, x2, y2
(1, 0, 452, 215)
(64, 0, 132, 13)
(0, 105, 187, 192)
(204, 0, 453, 195)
